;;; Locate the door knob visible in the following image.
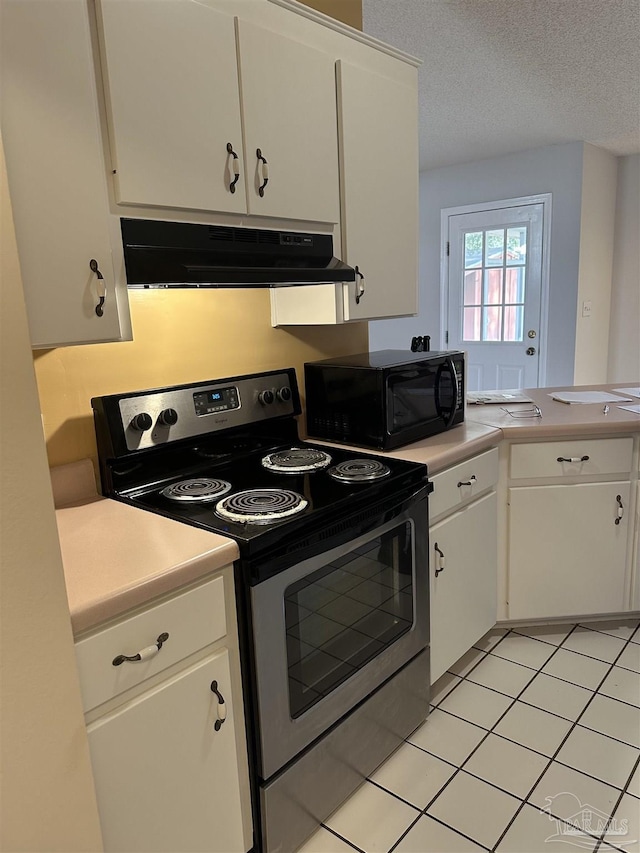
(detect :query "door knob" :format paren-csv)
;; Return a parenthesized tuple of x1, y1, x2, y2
(526, 347, 536, 356)
(527, 330, 536, 339)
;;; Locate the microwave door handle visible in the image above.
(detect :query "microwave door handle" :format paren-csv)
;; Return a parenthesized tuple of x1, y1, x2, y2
(435, 357, 459, 429)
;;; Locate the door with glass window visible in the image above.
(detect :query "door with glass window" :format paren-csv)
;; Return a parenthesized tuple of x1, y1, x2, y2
(447, 203, 544, 391)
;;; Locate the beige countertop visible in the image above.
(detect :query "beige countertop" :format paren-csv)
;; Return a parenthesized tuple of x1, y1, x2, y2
(465, 383, 640, 439)
(52, 461, 239, 636)
(374, 421, 501, 474)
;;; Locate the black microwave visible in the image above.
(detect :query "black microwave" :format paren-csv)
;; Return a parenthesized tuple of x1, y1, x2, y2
(304, 350, 465, 450)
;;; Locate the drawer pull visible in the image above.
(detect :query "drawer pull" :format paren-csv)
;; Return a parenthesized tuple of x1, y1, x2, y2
(434, 543, 446, 577)
(615, 494, 624, 525)
(556, 455, 589, 463)
(226, 142, 240, 193)
(210, 680, 227, 731)
(89, 259, 106, 317)
(256, 148, 269, 197)
(457, 475, 477, 488)
(112, 632, 169, 667)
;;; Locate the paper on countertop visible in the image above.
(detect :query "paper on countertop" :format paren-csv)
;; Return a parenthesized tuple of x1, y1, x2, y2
(616, 386, 640, 398)
(548, 391, 634, 404)
(618, 403, 640, 414)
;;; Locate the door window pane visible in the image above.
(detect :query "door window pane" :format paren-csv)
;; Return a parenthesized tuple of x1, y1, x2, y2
(464, 270, 481, 304)
(505, 267, 525, 303)
(465, 231, 482, 268)
(504, 305, 524, 341)
(483, 306, 502, 341)
(285, 523, 414, 718)
(506, 227, 527, 265)
(484, 230, 504, 266)
(463, 306, 481, 341)
(484, 269, 503, 305)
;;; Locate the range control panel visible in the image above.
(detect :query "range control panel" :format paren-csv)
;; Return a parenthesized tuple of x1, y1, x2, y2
(112, 371, 297, 452)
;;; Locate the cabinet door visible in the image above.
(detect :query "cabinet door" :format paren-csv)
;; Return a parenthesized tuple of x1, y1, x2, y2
(1, 0, 131, 347)
(97, 0, 247, 215)
(87, 650, 247, 852)
(236, 20, 340, 223)
(337, 61, 418, 320)
(508, 482, 631, 620)
(429, 492, 498, 683)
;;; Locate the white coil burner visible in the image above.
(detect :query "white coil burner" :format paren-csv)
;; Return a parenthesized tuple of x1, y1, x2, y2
(161, 478, 232, 502)
(261, 447, 332, 474)
(328, 459, 391, 483)
(215, 489, 308, 524)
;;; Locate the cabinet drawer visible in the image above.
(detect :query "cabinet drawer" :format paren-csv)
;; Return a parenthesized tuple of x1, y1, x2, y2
(510, 437, 633, 480)
(429, 448, 499, 521)
(76, 574, 226, 712)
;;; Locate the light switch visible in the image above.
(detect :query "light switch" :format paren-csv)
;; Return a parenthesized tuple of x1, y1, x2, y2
(582, 300, 592, 318)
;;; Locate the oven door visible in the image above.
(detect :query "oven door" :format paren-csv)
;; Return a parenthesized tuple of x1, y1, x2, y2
(250, 488, 429, 781)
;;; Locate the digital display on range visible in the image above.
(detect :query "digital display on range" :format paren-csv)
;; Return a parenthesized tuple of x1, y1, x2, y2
(193, 385, 239, 416)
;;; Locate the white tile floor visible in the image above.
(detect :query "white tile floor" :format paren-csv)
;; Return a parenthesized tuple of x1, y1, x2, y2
(299, 619, 640, 853)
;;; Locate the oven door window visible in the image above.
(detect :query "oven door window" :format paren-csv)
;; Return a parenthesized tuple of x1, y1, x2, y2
(285, 521, 414, 718)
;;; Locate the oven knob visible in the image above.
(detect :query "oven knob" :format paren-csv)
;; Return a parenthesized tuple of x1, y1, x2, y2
(158, 408, 178, 427)
(276, 386, 292, 403)
(258, 390, 275, 406)
(130, 412, 153, 432)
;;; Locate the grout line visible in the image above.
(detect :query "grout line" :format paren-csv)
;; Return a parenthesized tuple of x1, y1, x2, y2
(388, 811, 493, 853)
(315, 824, 365, 853)
(597, 753, 640, 852)
(574, 721, 640, 751)
(386, 812, 424, 853)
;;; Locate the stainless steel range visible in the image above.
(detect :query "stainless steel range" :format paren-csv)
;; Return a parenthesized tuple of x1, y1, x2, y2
(92, 368, 431, 853)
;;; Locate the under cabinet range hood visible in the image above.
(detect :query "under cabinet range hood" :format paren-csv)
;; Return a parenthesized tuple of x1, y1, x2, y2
(121, 218, 356, 288)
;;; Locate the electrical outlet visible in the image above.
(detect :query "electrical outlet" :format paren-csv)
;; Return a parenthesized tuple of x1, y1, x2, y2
(582, 300, 592, 318)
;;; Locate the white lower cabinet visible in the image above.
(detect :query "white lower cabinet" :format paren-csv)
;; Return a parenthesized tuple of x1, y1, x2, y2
(77, 571, 251, 852)
(88, 650, 245, 853)
(430, 492, 498, 682)
(508, 481, 631, 620)
(505, 437, 635, 620)
(427, 448, 499, 683)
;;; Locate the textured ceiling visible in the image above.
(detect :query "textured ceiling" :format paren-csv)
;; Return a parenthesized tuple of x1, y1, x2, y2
(363, 0, 640, 171)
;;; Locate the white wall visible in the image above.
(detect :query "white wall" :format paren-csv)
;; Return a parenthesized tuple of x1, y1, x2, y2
(370, 142, 586, 386)
(608, 154, 640, 382)
(574, 145, 618, 384)
(0, 138, 103, 851)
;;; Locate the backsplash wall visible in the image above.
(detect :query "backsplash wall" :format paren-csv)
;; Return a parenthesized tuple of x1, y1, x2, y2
(34, 290, 368, 468)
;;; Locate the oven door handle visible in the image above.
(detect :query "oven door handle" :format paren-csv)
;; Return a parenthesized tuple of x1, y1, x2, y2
(435, 357, 459, 429)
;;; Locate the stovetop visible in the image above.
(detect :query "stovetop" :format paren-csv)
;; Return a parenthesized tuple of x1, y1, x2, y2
(118, 439, 426, 552)
(92, 368, 429, 562)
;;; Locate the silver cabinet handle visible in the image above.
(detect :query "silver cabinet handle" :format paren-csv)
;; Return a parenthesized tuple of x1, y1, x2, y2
(557, 455, 589, 463)
(615, 494, 624, 525)
(434, 543, 446, 577)
(112, 632, 169, 666)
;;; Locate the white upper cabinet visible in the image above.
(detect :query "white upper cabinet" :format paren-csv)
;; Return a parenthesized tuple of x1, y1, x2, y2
(236, 19, 340, 223)
(271, 55, 419, 325)
(96, 1, 340, 223)
(1, 0, 132, 348)
(96, 0, 247, 215)
(337, 60, 418, 320)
